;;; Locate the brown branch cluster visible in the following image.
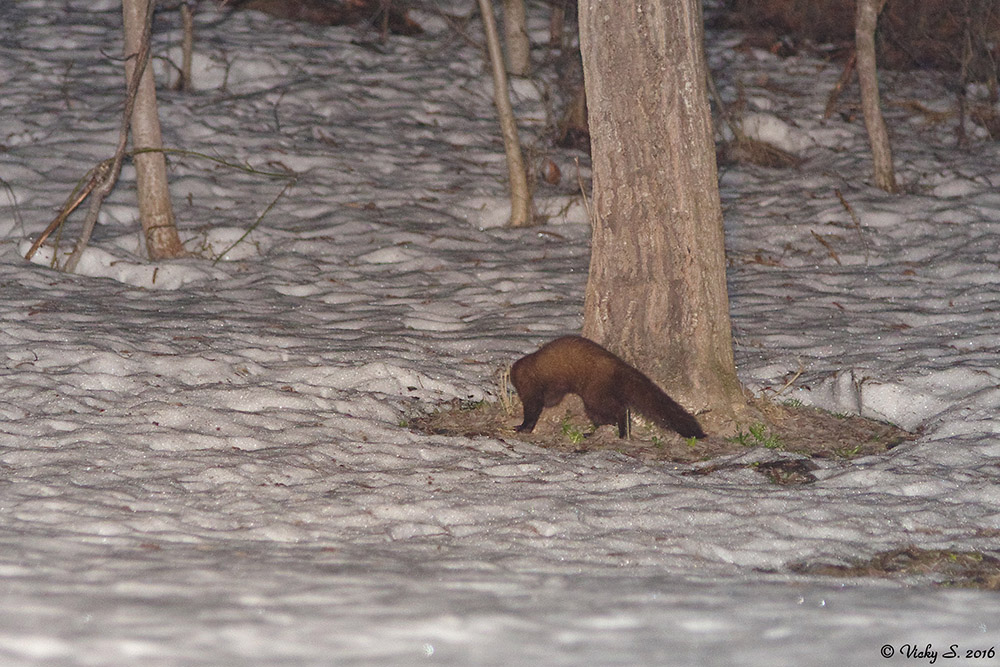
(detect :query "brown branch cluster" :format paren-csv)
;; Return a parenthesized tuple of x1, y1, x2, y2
(225, 0, 423, 35)
(27, 1, 157, 271)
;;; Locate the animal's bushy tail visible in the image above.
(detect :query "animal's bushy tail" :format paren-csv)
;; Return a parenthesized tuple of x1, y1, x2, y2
(623, 370, 706, 438)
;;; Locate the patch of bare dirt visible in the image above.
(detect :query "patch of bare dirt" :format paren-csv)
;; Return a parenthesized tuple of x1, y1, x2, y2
(408, 392, 913, 484)
(789, 546, 1000, 590)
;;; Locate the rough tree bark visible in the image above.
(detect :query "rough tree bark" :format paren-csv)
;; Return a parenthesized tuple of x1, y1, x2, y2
(478, 0, 533, 227)
(122, 0, 186, 259)
(579, 0, 749, 432)
(855, 0, 897, 193)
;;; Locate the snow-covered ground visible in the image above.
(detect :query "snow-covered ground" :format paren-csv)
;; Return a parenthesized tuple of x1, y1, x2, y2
(2, 1, 999, 664)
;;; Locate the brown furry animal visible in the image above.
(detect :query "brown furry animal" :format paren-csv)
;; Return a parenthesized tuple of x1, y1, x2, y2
(510, 336, 705, 439)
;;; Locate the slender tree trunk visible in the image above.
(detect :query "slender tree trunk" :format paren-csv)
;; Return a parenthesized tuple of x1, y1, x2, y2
(855, 0, 897, 193)
(579, 0, 748, 432)
(180, 1, 194, 92)
(122, 0, 186, 259)
(502, 0, 530, 76)
(478, 0, 533, 227)
(549, 1, 565, 51)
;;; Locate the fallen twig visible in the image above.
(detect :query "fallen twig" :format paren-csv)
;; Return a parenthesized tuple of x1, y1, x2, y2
(772, 360, 805, 397)
(212, 177, 296, 265)
(24, 163, 109, 262)
(133, 147, 297, 179)
(835, 188, 869, 263)
(810, 229, 842, 265)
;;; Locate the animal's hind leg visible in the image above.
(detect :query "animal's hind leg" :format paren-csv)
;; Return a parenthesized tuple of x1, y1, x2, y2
(616, 409, 629, 438)
(582, 395, 627, 436)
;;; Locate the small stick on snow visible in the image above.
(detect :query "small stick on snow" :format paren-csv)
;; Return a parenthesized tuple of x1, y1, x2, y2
(772, 360, 805, 397)
(835, 188, 869, 264)
(810, 230, 842, 266)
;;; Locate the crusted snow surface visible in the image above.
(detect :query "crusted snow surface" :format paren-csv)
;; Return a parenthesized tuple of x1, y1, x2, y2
(1, 2, 998, 665)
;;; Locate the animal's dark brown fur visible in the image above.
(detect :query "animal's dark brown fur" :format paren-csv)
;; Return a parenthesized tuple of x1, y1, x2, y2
(510, 336, 705, 439)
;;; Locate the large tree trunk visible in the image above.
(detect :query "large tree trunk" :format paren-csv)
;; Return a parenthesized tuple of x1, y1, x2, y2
(122, 0, 186, 259)
(855, 0, 897, 193)
(579, 0, 748, 433)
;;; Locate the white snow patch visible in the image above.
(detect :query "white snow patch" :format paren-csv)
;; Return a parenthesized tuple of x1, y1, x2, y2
(740, 113, 815, 153)
(2, 2, 1000, 665)
(19, 241, 225, 290)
